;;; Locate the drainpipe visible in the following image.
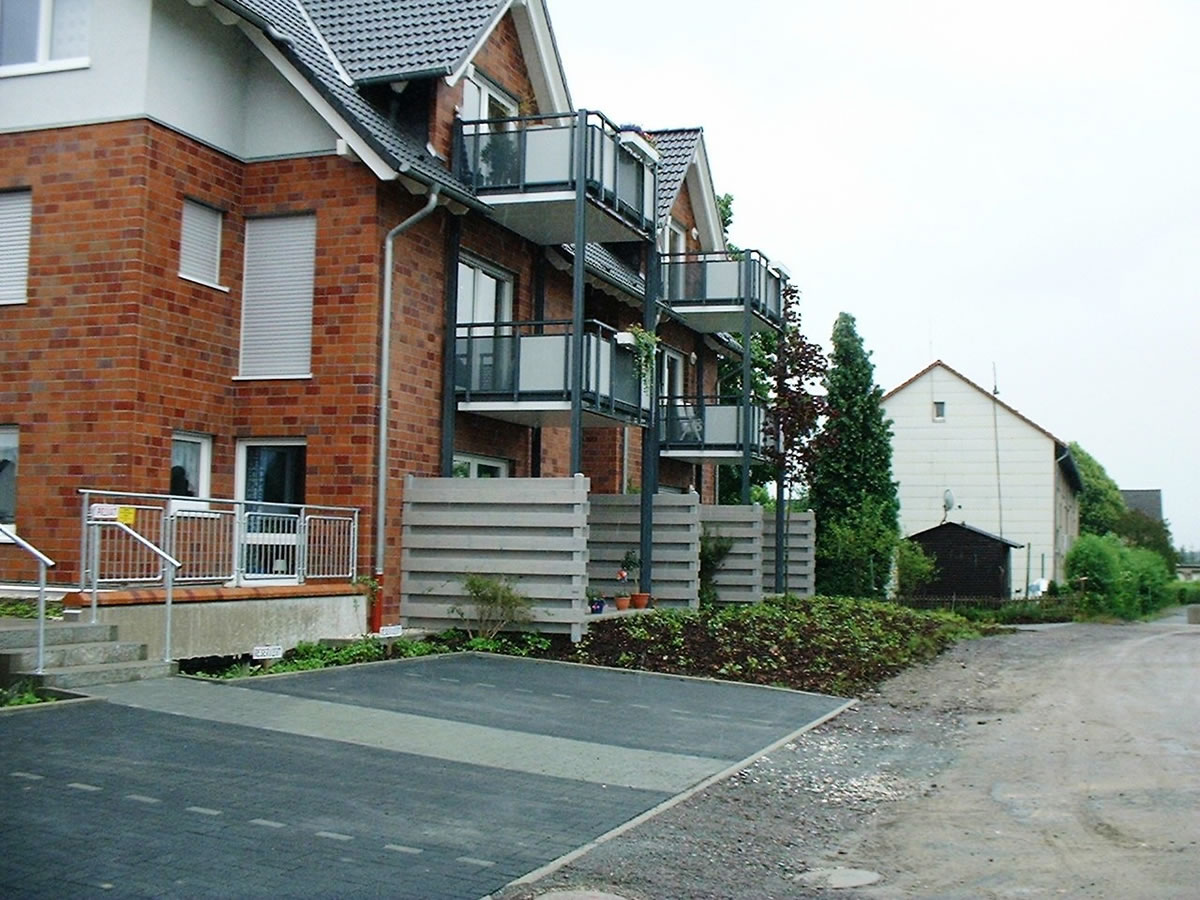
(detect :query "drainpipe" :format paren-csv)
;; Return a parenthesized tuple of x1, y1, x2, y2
(376, 187, 441, 580)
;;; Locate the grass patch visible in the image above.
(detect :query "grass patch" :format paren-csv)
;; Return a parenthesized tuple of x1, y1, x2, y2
(559, 594, 979, 696)
(1, 679, 54, 707)
(0, 597, 64, 620)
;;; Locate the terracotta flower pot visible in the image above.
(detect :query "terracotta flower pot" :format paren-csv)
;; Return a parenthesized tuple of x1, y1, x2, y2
(630, 592, 650, 609)
(614, 595, 631, 611)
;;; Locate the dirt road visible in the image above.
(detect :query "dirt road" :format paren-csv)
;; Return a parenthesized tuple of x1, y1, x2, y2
(500, 612, 1200, 899)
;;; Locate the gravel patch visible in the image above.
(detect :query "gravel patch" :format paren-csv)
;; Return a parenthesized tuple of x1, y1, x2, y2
(494, 626, 1125, 900)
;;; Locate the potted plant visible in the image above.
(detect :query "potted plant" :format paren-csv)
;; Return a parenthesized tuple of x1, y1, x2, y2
(620, 550, 651, 609)
(627, 325, 659, 384)
(586, 587, 605, 615)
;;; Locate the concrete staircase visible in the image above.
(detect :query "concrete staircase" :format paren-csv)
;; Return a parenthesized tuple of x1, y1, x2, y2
(0, 621, 176, 689)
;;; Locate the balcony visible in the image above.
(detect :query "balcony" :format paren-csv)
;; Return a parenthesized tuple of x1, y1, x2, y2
(660, 250, 784, 334)
(658, 395, 770, 465)
(454, 110, 657, 245)
(455, 319, 650, 428)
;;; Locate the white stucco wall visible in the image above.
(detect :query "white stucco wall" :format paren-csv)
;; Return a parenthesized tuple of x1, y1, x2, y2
(1, 0, 337, 161)
(0, 0, 151, 131)
(884, 365, 1065, 591)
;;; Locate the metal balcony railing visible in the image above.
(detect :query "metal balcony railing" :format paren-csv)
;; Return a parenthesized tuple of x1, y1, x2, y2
(455, 319, 651, 424)
(454, 110, 657, 241)
(78, 490, 358, 589)
(658, 395, 770, 458)
(659, 250, 785, 332)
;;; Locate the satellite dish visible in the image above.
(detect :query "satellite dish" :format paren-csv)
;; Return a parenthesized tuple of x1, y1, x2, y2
(941, 489, 954, 524)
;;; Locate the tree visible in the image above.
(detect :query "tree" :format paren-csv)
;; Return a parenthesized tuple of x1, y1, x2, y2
(896, 539, 938, 596)
(1070, 442, 1126, 536)
(809, 313, 898, 597)
(1114, 508, 1178, 572)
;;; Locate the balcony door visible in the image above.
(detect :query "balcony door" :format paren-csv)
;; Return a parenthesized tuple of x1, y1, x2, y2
(456, 258, 514, 394)
(236, 439, 306, 578)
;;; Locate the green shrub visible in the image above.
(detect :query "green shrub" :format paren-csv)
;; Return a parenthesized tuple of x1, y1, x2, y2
(1066, 534, 1174, 619)
(1175, 581, 1200, 606)
(895, 539, 937, 595)
(451, 575, 534, 639)
(698, 526, 735, 606)
(570, 594, 977, 696)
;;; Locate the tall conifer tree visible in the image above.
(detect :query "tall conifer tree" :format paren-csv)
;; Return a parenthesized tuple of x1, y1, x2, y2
(809, 313, 898, 596)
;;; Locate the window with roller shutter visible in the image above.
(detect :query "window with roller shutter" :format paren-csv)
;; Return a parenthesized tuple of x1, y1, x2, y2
(0, 190, 32, 306)
(178, 199, 224, 288)
(239, 214, 316, 379)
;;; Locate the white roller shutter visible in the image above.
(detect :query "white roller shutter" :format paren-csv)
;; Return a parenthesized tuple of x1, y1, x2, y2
(240, 214, 316, 378)
(179, 199, 222, 285)
(0, 191, 32, 305)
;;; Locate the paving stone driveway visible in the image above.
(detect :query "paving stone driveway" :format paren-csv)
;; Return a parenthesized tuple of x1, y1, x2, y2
(1, 654, 850, 899)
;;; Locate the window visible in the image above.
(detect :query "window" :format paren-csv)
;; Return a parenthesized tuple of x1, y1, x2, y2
(0, 0, 89, 74)
(237, 440, 306, 512)
(460, 69, 518, 123)
(452, 453, 509, 479)
(0, 190, 32, 305)
(239, 214, 316, 379)
(170, 432, 212, 510)
(932, 401, 946, 421)
(456, 257, 514, 392)
(456, 257, 513, 333)
(179, 200, 225, 289)
(0, 426, 16, 528)
(658, 346, 685, 399)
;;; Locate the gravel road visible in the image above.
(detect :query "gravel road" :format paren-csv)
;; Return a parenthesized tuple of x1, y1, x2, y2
(494, 610, 1200, 900)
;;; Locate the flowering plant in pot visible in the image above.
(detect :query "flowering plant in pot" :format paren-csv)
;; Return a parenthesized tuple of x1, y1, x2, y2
(586, 587, 605, 615)
(620, 550, 651, 609)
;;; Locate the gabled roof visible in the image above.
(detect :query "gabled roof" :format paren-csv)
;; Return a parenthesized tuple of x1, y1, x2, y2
(1120, 489, 1163, 522)
(210, 0, 569, 201)
(306, 0, 506, 82)
(909, 521, 1025, 549)
(649, 129, 701, 222)
(647, 128, 725, 251)
(885, 360, 1083, 492)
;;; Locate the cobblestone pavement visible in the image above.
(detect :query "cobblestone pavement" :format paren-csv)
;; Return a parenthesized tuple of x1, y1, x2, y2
(0, 654, 848, 899)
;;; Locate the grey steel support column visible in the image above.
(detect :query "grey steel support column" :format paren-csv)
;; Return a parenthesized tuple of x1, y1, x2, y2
(531, 252, 546, 477)
(569, 109, 589, 475)
(439, 214, 462, 476)
(740, 257, 754, 504)
(638, 243, 660, 594)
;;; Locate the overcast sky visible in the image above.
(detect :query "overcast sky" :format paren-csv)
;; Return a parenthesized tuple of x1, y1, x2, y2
(549, 0, 1200, 549)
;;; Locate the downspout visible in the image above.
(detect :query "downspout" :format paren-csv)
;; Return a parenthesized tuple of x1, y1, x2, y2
(375, 187, 441, 578)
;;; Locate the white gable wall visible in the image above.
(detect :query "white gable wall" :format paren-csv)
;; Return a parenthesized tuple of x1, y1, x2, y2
(0, 0, 336, 161)
(884, 366, 1062, 592)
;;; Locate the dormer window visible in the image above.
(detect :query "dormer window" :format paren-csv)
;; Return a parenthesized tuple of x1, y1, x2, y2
(0, 0, 90, 75)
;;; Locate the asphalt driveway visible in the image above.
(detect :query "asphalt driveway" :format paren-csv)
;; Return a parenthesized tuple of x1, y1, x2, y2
(1, 654, 850, 899)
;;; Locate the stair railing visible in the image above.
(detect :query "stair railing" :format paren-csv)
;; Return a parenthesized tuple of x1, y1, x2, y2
(89, 521, 182, 662)
(0, 525, 56, 675)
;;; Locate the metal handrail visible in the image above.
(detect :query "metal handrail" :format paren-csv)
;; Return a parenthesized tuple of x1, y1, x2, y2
(0, 524, 57, 675)
(88, 521, 181, 662)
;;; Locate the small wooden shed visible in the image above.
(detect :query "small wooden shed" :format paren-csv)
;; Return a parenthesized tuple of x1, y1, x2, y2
(908, 522, 1024, 600)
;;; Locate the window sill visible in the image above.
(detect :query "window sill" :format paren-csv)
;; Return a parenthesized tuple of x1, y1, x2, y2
(0, 57, 90, 79)
(232, 374, 313, 381)
(0, 297, 28, 306)
(0, 525, 17, 543)
(178, 273, 231, 293)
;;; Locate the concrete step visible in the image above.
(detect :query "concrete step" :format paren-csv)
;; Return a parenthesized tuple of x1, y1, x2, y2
(27, 660, 178, 690)
(0, 640, 147, 674)
(0, 622, 118, 651)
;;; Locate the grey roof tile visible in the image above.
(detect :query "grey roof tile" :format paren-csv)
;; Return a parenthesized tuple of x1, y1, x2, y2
(647, 128, 701, 221)
(305, 0, 506, 82)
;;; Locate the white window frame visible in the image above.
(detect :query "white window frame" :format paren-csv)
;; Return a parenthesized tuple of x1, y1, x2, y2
(932, 401, 946, 422)
(238, 213, 316, 380)
(456, 255, 514, 334)
(0, 0, 91, 78)
(459, 65, 519, 124)
(452, 452, 510, 479)
(169, 431, 212, 513)
(0, 190, 32, 306)
(0, 425, 17, 538)
(658, 346, 686, 399)
(178, 199, 228, 291)
(234, 437, 307, 505)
